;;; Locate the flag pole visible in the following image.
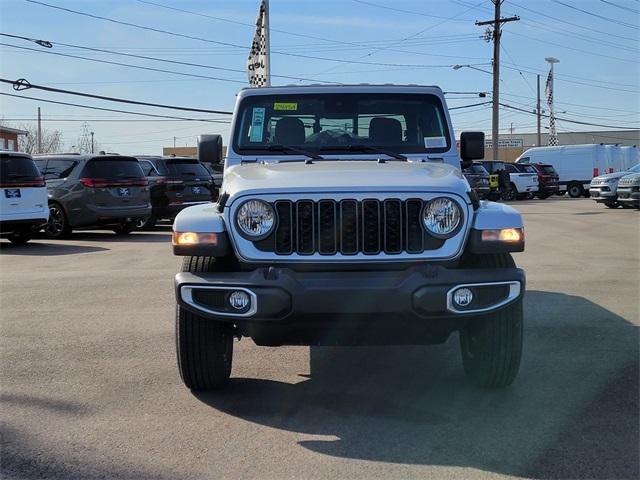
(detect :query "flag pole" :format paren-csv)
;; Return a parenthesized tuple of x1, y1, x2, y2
(264, 0, 271, 86)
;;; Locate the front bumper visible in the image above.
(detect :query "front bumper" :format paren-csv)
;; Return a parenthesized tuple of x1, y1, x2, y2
(175, 265, 525, 345)
(589, 187, 617, 202)
(616, 187, 640, 206)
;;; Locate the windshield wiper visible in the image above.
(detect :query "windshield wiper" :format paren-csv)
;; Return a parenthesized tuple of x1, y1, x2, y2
(242, 144, 323, 160)
(320, 144, 407, 160)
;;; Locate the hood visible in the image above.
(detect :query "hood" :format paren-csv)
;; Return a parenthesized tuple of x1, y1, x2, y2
(223, 160, 468, 200)
(593, 171, 630, 181)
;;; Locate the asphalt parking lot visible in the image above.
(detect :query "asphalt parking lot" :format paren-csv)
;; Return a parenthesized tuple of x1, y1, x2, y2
(1, 197, 638, 480)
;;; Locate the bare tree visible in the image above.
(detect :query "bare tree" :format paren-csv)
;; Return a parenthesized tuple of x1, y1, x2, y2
(8, 123, 64, 154)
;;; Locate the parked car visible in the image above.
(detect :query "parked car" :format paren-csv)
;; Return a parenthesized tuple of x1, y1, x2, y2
(135, 156, 215, 229)
(481, 160, 538, 201)
(478, 160, 502, 201)
(515, 144, 638, 198)
(171, 84, 526, 391)
(33, 154, 151, 238)
(527, 163, 559, 199)
(463, 162, 490, 198)
(0, 151, 48, 244)
(590, 163, 640, 208)
(616, 172, 640, 209)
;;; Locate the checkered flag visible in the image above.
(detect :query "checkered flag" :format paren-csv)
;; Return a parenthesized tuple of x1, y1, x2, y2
(545, 68, 559, 146)
(247, 0, 270, 87)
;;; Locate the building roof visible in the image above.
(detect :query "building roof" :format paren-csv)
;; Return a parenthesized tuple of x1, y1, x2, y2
(0, 126, 29, 136)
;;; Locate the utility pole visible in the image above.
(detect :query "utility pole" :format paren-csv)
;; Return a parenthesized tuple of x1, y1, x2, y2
(536, 74, 541, 146)
(173, 136, 176, 148)
(37, 107, 42, 154)
(476, 1, 519, 160)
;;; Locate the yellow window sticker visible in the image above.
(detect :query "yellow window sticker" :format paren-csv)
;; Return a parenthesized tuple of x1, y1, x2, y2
(274, 102, 298, 111)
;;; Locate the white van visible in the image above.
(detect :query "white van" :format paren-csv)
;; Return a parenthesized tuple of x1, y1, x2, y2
(515, 144, 621, 198)
(620, 145, 640, 171)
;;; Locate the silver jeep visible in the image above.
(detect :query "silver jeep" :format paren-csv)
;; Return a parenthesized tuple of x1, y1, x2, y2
(171, 85, 526, 391)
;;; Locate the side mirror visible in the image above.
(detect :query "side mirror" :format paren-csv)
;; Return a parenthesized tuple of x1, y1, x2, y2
(198, 134, 223, 165)
(459, 131, 485, 169)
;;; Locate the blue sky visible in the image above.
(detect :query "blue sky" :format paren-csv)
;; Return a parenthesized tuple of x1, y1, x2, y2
(1, 0, 638, 154)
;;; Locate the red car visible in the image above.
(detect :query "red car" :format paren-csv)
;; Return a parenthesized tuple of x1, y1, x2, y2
(527, 163, 560, 199)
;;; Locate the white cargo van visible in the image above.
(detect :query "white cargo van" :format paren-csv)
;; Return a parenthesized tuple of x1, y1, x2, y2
(515, 144, 621, 198)
(620, 145, 639, 171)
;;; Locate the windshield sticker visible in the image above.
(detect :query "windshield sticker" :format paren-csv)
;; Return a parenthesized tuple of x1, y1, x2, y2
(424, 136, 447, 148)
(274, 102, 298, 111)
(249, 107, 266, 142)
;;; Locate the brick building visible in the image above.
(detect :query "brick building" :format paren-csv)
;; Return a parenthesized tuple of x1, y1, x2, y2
(0, 126, 28, 152)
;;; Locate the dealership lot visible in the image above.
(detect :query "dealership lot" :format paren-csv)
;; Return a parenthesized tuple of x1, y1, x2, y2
(1, 198, 638, 480)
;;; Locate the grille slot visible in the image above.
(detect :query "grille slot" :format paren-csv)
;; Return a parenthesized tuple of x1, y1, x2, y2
(254, 199, 448, 255)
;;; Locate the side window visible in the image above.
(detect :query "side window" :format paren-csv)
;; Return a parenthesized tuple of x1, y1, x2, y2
(45, 159, 78, 179)
(504, 164, 517, 173)
(33, 159, 47, 175)
(139, 161, 156, 176)
(519, 157, 530, 163)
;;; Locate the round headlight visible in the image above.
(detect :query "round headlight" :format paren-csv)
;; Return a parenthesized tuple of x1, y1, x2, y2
(422, 197, 462, 238)
(236, 200, 275, 239)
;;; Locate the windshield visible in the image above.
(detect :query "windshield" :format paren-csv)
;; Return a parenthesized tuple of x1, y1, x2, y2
(629, 163, 640, 173)
(233, 93, 450, 155)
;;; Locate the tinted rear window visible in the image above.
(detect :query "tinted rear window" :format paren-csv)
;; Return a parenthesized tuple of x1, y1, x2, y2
(541, 165, 557, 174)
(83, 157, 144, 179)
(516, 164, 536, 174)
(165, 160, 210, 177)
(0, 154, 40, 182)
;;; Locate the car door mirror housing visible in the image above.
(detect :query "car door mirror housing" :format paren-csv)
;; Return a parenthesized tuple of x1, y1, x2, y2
(198, 134, 223, 166)
(460, 131, 485, 170)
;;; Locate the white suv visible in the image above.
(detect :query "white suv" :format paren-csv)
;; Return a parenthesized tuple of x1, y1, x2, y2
(171, 84, 527, 391)
(0, 151, 49, 244)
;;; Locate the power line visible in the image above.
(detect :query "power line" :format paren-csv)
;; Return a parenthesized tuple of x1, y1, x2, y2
(507, 0, 638, 42)
(551, 0, 640, 30)
(499, 102, 640, 130)
(599, 0, 640, 14)
(24, 0, 485, 68)
(0, 78, 233, 114)
(0, 33, 337, 85)
(0, 42, 248, 84)
(350, 0, 475, 21)
(0, 92, 230, 122)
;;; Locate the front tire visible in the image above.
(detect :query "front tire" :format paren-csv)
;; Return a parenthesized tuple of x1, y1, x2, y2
(113, 222, 136, 235)
(175, 256, 234, 391)
(176, 306, 233, 391)
(7, 229, 33, 245)
(459, 253, 523, 388)
(604, 201, 620, 209)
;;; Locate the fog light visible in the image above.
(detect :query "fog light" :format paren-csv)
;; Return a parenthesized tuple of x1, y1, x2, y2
(453, 288, 474, 307)
(228, 290, 250, 310)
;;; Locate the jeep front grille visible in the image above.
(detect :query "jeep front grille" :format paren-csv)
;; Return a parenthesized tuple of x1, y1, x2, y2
(254, 199, 445, 255)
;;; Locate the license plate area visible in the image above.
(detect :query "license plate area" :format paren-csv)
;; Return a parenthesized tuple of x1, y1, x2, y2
(4, 188, 21, 199)
(117, 187, 131, 197)
(192, 186, 202, 194)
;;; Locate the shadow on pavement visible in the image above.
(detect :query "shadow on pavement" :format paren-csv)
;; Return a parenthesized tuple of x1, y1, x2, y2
(0, 426, 172, 480)
(47, 231, 171, 243)
(0, 242, 108, 255)
(195, 290, 639, 480)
